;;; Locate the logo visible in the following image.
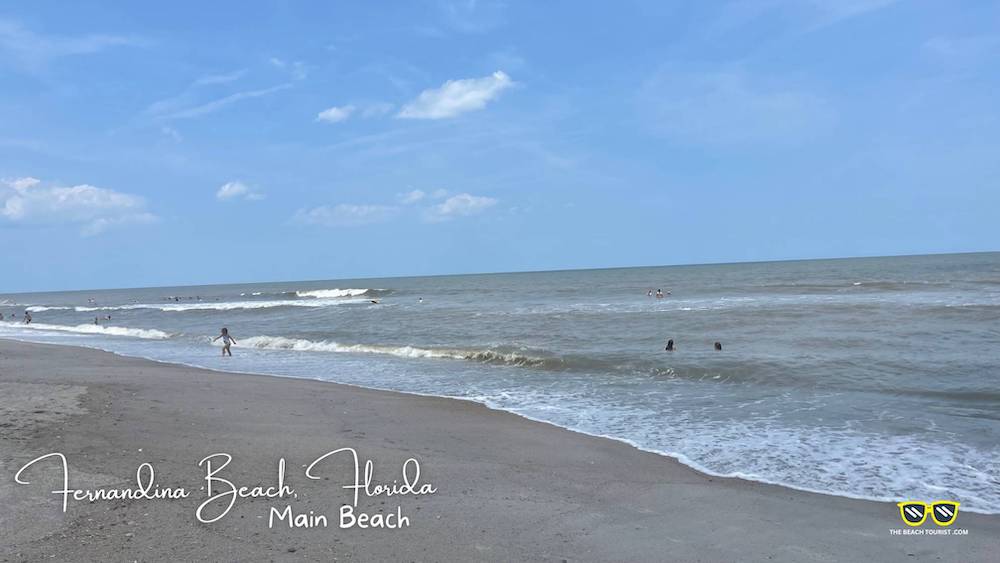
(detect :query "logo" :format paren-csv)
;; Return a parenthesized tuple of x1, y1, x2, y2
(897, 501, 960, 527)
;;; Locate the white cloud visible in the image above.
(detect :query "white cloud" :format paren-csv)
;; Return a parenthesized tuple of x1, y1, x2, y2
(317, 102, 394, 124)
(399, 189, 449, 204)
(640, 68, 835, 146)
(426, 193, 497, 221)
(1, 177, 156, 235)
(317, 105, 356, 124)
(398, 189, 426, 204)
(216, 181, 263, 201)
(294, 204, 398, 227)
(398, 71, 514, 119)
(4, 176, 40, 192)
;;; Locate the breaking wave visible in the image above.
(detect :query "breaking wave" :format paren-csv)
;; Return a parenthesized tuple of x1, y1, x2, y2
(15, 322, 171, 340)
(296, 288, 375, 298)
(29, 298, 374, 313)
(239, 335, 557, 367)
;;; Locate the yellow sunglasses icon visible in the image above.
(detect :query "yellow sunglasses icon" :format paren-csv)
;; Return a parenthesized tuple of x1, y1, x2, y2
(897, 501, 960, 526)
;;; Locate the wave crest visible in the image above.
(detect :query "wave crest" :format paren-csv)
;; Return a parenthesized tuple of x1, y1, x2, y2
(296, 288, 373, 298)
(16, 322, 171, 340)
(239, 335, 556, 367)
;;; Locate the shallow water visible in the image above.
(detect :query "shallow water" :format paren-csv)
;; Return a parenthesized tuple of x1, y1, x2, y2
(3, 252, 999, 512)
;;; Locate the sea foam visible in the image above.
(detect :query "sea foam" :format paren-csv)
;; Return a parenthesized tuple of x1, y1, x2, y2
(295, 288, 372, 298)
(16, 322, 171, 340)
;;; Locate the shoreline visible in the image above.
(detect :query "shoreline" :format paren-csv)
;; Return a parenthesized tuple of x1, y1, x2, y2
(3, 331, 997, 516)
(2, 338, 998, 561)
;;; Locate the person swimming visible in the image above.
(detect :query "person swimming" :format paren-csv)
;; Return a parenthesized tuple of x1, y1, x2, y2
(655, 289, 664, 299)
(714, 342, 722, 351)
(213, 327, 237, 357)
(665, 339, 674, 351)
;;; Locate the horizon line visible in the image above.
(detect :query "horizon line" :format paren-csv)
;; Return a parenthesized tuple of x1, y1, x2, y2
(2, 249, 997, 296)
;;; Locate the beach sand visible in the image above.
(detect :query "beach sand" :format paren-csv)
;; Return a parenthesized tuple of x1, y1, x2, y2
(1, 339, 997, 562)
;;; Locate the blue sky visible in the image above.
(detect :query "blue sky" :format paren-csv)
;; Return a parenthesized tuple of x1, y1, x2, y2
(1, 1, 998, 292)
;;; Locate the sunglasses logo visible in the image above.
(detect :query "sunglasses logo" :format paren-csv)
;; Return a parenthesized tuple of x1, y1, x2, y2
(897, 501, 960, 527)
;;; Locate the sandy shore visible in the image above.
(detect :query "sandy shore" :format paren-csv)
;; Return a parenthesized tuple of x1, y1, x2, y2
(1, 339, 997, 562)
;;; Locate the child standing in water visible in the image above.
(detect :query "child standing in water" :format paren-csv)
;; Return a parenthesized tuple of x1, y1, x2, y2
(213, 327, 237, 357)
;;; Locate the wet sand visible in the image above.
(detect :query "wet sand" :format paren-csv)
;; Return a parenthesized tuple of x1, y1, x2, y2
(1, 338, 997, 562)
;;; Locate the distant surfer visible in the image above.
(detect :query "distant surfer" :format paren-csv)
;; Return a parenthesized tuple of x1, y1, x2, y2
(665, 339, 674, 351)
(213, 327, 237, 357)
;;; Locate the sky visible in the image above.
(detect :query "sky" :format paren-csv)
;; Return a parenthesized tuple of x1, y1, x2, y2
(1, 1, 998, 292)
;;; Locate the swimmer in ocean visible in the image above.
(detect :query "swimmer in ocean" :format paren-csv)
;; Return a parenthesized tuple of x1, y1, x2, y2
(665, 339, 674, 351)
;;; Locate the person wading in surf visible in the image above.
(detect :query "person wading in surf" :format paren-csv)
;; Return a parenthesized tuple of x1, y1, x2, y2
(213, 327, 237, 357)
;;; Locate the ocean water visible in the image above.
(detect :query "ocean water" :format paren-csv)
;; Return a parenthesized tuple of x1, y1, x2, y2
(2, 253, 999, 513)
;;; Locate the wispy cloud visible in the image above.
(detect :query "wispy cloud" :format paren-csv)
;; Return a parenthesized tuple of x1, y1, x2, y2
(360, 102, 395, 118)
(158, 83, 292, 120)
(710, 0, 900, 36)
(194, 69, 247, 86)
(317, 102, 394, 124)
(0, 19, 140, 72)
(293, 204, 399, 227)
(924, 35, 1000, 60)
(640, 67, 835, 146)
(438, 0, 508, 34)
(146, 69, 254, 118)
(425, 193, 497, 221)
(317, 105, 356, 124)
(398, 189, 448, 204)
(297, 190, 493, 226)
(398, 189, 426, 204)
(807, 0, 900, 28)
(269, 57, 309, 80)
(161, 126, 182, 142)
(216, 181, 264, 201)
(1, 177, 156, 235)
(398, 71, 514, 119)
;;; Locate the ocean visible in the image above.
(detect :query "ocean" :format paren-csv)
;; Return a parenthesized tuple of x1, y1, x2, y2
(2, 252, 998, 513)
